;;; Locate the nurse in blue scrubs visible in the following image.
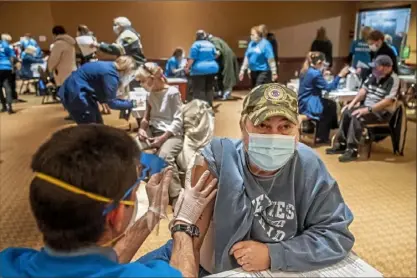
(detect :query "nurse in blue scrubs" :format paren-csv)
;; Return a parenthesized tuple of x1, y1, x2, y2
(185, 30, 219, 106)
(165, 47, 186, 77)
(58, 56, 138, 124)
(298, 52, 349, 144)
(239, 26, 278, 88)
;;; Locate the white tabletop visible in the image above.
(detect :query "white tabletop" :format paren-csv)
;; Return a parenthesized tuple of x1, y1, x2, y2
(207, 252, 382, 278)
(398, 75, 416, 84)
(166, 77, 188, 83)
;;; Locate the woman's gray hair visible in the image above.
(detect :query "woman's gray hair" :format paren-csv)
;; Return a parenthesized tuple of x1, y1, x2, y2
(114, 17, 132, 27)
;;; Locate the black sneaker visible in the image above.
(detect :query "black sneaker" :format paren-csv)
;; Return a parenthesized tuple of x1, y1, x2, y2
(338, 149, 358, 162)
(326, 143, 346, 155)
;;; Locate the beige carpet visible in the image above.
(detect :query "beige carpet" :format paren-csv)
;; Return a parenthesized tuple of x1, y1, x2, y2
(0, 94, 415, 277)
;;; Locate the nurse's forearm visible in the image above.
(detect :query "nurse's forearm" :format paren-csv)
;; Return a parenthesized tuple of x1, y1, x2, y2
(107, 99, 134, 110)
(240, 57, 249, 74)
(268, 58, 277, 75)
(113, 211, 158, 263)
(171, 229, 198, 277)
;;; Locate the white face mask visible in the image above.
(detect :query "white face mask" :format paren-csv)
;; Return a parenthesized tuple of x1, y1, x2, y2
(247, 133, 296, 172)
(121, 73, 135, 87)
(113, 25, 120, 35)
(369, 44, 379, 52)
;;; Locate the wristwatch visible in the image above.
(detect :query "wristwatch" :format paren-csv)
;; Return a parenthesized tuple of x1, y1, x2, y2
(170, 223, 200, 238)
(368, 106, 373, 113)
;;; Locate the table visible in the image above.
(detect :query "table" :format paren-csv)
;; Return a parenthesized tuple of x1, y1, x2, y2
(207, 252, 382, 277)
(325, 89, 358, 102)
(399, 74, 416, 84)
(167, 77, 188, 102)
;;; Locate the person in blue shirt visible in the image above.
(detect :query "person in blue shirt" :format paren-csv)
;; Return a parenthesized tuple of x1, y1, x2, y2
(348, 26, 372, 68)
(0, 124, 217, 277)
(185, 30, 219, 106)
(20, 45, 45, 80)
(239, 26, 277, 88)
(58, 56, 138, 124)
(165, 47, 186, 77)
(0, 34, 17, 114)
(298, 52, 349, 144)
(19, 33, 42, 57)
(384, 34, 399, 57)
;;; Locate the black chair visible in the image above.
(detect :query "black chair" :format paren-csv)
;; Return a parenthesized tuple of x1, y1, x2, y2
(363, 100, 408, 158)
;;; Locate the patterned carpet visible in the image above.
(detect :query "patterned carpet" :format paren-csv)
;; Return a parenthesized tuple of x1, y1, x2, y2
(0, 94, 415, 277)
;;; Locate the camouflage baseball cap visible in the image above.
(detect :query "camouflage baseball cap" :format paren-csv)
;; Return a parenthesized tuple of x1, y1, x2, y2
(241, 83, 298, 125)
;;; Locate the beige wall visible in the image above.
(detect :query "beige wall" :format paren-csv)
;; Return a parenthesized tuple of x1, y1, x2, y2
(0, 1, 414, 63)
(0, 1, 355, 58)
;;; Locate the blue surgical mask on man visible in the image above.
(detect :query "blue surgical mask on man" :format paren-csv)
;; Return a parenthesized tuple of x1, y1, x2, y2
(247, 132, 296, 171)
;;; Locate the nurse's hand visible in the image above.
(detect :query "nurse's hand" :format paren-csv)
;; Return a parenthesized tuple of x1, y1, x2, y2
(272, 73, 278, 82)
(138, 128, 148, 142)
(239, 72, 244, 81)
(230, 240, 270, 272)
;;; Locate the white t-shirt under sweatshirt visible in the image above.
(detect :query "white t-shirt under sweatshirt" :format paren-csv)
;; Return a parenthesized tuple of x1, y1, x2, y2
(147, 86, 183, 136)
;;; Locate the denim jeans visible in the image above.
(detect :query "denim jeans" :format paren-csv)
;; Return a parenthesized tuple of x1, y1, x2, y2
(137, 239, 211, 277)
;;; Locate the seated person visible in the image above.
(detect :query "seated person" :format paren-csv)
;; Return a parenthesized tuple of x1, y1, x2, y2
(165, 47, 186, 77)
(326, 55, 399, 162)
(58, 56, 137, 124)
(142, 83, 355, 275)
(298, 52, 349, 144)
(136, 62, 184, 204)
(20, 46, 45, 79)
(0, 124, 217, 277)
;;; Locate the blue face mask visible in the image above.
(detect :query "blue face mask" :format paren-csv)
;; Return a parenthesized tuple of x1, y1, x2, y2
(247, 133, 296, 171)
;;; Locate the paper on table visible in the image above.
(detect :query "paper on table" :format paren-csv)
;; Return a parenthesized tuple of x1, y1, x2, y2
(129, 88, 148, 119)
(76, 35, 96, 57)
(207, 253, 382, 278)
(30, 62, 47, 78)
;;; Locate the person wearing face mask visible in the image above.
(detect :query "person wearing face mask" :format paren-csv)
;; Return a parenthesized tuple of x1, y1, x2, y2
(240, 26, 277, 88)
(165, 47, 186, 77)
(142, 83, 355, 276)
(326, 55, 399, 162)
(95, 17, 146, 66)
(184, 30, 219, 107)
(135, 62, 184, 205)
(57, 56, 138, 124)
(367, 30, 398, 74)
(0, 124, 218, 277)
(298, 52, 350, 144)
(348, 26, 372, 69)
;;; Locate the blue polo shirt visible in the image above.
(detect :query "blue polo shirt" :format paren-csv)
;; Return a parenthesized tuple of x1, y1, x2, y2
(0, 246, 182, 277)
(349, 39, 371, 68)
(165, 56, 180, 77)
(189, 40, 219, 76)
(0, 40, 15, 70)
(245, 38, 274, 71)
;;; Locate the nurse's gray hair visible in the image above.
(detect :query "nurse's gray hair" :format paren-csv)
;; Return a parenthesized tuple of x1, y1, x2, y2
(114, 17, 132, 27)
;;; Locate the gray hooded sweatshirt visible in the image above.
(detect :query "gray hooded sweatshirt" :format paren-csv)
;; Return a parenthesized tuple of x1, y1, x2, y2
(201, 138, 354, 273)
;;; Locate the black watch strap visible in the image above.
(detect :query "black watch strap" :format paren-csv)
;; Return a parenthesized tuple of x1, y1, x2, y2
(171, 224, 200, 238)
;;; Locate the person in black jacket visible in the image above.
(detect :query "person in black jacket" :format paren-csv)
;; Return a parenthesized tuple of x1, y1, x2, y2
(259, 24, 279, 78)
(311, 27, 333, 68)
(367, 30, 398, 74)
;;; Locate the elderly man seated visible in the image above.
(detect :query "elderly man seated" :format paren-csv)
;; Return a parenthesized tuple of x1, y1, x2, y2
(139, 83, 355, 276)
(326, 55, 400, 162)
(0, 125, 217, 277)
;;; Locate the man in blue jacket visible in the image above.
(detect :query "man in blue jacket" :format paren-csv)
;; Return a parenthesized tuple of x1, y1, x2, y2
(0, 34, 17, 114)
(0, 124, 217, 277)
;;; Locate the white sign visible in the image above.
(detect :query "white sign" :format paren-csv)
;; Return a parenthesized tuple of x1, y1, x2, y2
(129, 88, 148, 119)
(75, 35, 96, 57)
